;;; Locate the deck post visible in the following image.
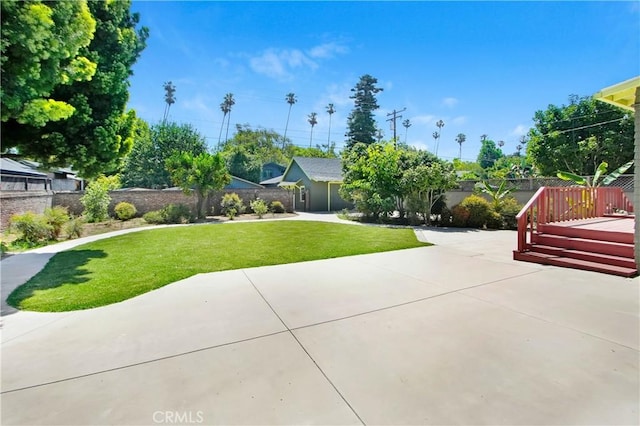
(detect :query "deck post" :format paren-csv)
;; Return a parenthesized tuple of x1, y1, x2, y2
(634, 86, 639, 267)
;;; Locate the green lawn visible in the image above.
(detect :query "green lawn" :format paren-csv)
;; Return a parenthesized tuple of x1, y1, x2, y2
(8, 221, 429, 312)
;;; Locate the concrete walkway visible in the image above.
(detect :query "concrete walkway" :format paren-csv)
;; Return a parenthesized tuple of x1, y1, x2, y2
(1, 214, 638, 425)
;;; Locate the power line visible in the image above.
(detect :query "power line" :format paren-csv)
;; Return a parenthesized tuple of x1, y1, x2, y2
(386, 108, 406, 144)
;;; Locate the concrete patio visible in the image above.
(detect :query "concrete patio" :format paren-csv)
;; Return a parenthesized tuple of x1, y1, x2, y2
(1, 216, 638, 425)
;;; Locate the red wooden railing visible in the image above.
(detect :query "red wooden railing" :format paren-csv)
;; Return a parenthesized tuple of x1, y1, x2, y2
(515, 187, 634, 252)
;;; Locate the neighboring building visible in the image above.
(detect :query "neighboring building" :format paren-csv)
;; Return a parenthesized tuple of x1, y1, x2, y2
(260, 174, 283, 187)
(225, 175, 265, 190)
(279, 156, 352, 212)
(1, 158, 51, 191)
(261, 162, 286, 182)
(0, 157, 83, 191)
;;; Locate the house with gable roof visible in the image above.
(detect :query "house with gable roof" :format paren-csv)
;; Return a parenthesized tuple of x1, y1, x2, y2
(278, 156, 353, 212)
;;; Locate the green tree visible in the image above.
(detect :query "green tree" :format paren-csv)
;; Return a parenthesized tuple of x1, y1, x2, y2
(166, 152, 231, 220)
(3, 0, 149, 177)
(80, 175, 121, 222)
(527, 95, 634, 176)
(402, 162, 458, 224)
(340, 142, 401, 219)
(1, 0, 97, 126)
(121, 122, 207, 188)
(477, 137, 504, 169)
(345, 74, 383, 150)
(326, 103, 336, 151)
(225, 145, 262, 183)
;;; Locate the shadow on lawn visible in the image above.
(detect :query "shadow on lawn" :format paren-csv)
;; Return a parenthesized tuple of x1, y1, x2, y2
(6, 249, 107, 312)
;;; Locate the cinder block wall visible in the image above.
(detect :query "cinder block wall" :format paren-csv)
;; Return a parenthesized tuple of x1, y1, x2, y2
(0, 191, 53, 232)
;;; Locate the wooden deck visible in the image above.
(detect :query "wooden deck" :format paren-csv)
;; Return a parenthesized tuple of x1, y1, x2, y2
(515, 215, 637, 277)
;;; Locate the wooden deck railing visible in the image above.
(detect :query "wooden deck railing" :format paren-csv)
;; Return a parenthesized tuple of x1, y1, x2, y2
(515, 186, 634, 252)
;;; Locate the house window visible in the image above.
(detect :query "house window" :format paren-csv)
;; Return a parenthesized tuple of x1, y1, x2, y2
(299, 186, 306, 202)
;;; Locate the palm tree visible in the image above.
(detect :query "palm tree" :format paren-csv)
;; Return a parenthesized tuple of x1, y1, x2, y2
(480, 134, 488, 142)
(307, 112, 318, 147)
(283, 92, 297, 147)
(455, 133, 466, 159)
(218, 93, 234, 148)
(435, 119, 445, 155)
(223, 93, 235, 143)
(402, 119, 411, 144)
(498, 140, 505, 148)
(162, 81, 176, 123)
(326, 103, 335, 148)
(432, 131, 439, 153)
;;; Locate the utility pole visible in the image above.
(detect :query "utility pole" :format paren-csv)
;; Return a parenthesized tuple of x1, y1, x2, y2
(386, 108, 406, 144)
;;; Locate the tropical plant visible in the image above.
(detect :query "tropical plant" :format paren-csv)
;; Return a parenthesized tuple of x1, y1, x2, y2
(326, 103, 335, 149)
(402, 119, 411, 144)
(474, 180, 516, 211)
(307, 112, 318, 147)
(65, 216, 85, 239)
(455, 133, 466, 159)
(222, 93, 235, 143)
(557, 160, 633, 187)
(434, 120, 445, 156)
(44, 206, 70, 239)
(162, 81, 176, 123)
(283, 92, 297, 146)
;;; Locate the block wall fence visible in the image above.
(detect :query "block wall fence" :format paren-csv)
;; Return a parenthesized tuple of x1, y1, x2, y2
(1, 186, 634, 232)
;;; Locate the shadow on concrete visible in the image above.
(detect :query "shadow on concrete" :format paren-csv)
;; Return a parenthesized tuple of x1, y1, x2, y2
(1, 250, 106, 316)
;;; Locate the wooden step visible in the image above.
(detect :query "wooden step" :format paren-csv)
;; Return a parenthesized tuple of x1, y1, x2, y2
(527, 244, 637, 269)
(538, 223, 633, 244)
(513, 251, 638, 277)
(531, 233, 634, 258)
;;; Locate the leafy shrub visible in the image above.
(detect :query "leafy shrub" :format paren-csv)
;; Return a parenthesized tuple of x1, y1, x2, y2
(80, 175, 120, 223)
(114, 202, 137, 221)
(162, 203, 193, 224)
(221, 193, 245, 220)
(450, 204, 470, 227)
(143, 210, 165, 224)
(438, 206, 452, 226)
(460, 195, 493, 228)
(10, 212, 53, 245)
(65, 216, 85, 239)
(250, 198, 269, 219)
(44, 206, 70, 239)
(486, 211, 503, 229)
(270, 200, 285, 213)
(0, 239, 7, 255)
(498, 197, 523, 230)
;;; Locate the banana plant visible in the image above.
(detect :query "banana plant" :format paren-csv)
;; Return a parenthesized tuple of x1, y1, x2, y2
(557, 160, 633, 187)
(474, 179, 516, 211)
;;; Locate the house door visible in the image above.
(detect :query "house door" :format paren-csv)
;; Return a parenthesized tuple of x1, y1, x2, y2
(295, 186, 308, 212)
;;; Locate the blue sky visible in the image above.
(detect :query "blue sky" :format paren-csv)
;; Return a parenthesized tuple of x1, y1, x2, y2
(127, 1, 639, 162)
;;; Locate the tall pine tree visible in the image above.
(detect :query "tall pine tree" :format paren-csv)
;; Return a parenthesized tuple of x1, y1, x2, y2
(345, 74, 383, 150)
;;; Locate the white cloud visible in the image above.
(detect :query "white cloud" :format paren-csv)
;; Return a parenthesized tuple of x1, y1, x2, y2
(411, 115, 435, 125)
(451, 116, 467, 125)
(442, 97, 459, 108)
(409, 140, 429, 151)
(249, 43, 348, 81)
(510, 124, 529, 137)
(308, 42, 348, 59)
